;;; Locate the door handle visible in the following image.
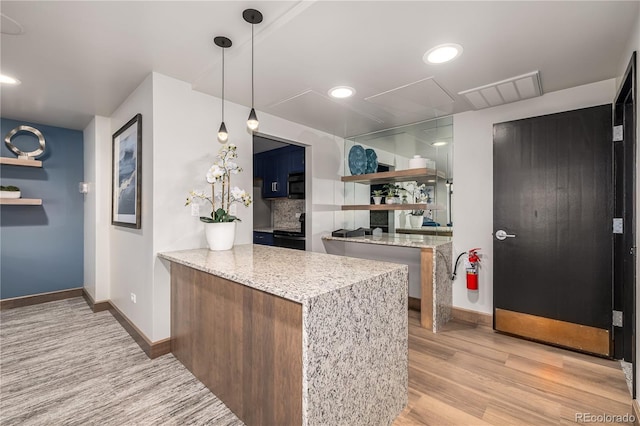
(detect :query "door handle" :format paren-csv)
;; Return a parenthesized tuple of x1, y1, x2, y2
(495, 230, 516, 241)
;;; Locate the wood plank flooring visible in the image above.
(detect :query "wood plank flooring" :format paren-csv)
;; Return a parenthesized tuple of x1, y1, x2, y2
(394, 310, 633, 425)
(0, 299, 633, 425)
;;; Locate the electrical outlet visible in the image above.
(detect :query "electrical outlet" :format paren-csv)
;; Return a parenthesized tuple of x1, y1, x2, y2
(295, 212, 301, 219)
(229, 204, 237, 216)
(191, 203, 200, 217)
(130, 293, 137, 304)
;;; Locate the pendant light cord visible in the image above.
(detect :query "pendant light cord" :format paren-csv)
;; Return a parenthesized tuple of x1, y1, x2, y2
(251, 23, 254, 108)
(222, 46, 225, 122)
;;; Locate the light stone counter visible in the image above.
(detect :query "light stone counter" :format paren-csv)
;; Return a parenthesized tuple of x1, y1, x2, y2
(322, 233, 453, 332)
(322, 232, 451, 249)
(159, 245, 408, 426)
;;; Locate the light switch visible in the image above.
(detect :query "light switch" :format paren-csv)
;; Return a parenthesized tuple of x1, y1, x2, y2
(79, 182, 89, 194)
(191, 203, 200, 217)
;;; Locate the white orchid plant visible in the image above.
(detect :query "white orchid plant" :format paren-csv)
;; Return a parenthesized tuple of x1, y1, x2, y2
(185, 143, 252, 223)
(404, 182, 433, 216)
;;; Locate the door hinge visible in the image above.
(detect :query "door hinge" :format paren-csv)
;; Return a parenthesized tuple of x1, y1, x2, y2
(613, 310, 623, 327)
(613, 218, 623, 234)
(613, 125, 623, 142)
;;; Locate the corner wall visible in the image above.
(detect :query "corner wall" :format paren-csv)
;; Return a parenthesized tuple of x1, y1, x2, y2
(83, 116, 111, 302)
(452, 78, 616, 314)
(108, 74, 155, 339)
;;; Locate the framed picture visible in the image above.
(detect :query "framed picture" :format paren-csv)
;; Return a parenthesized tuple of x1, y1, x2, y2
(112, 114, 142, 228)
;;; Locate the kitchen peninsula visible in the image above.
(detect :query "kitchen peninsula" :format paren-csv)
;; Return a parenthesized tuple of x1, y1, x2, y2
(323, 233, 452, 332)
(159, 245, 408, 426)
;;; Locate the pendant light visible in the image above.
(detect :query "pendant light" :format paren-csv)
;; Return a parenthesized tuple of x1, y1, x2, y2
(243, 8, 263, 132)
(214, 36, 232, 143)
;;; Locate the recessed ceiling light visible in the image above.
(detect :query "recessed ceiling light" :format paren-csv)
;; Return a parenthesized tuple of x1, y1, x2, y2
(431, 141, 448, 147)
(423, 43, 463, 64)
(329, 86, 355, 99)
(427, 179, 436, 183)
(0, 74, 21, 85)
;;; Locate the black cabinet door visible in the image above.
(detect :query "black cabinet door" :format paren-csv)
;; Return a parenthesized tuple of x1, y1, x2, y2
(493, 104, 612, 356)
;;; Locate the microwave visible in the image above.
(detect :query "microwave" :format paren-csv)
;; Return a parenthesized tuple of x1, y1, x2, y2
(288, 172, 305, 199)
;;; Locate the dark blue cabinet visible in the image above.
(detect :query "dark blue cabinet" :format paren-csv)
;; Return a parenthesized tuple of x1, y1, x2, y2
(255, 145, 305, 199)
(289, 145, 304, 174)
(253, 231, 274, 246)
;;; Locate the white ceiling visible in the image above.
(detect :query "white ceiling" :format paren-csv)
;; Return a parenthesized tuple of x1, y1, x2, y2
(1, 1, 637, 137)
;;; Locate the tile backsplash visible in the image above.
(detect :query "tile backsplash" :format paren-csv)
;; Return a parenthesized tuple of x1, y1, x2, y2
(273, 199, 305, 229)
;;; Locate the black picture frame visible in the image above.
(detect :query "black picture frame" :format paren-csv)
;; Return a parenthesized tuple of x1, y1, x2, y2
(112, 114, 142, 228)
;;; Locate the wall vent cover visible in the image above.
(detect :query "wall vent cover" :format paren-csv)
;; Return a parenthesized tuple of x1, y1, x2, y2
(458, 70, 543, 110)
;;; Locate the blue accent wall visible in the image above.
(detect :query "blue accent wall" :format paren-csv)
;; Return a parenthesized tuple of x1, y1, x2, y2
(1, 118, 84, 299)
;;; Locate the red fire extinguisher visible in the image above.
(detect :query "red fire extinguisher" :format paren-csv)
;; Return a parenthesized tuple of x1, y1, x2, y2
(465, 248, 481, 290)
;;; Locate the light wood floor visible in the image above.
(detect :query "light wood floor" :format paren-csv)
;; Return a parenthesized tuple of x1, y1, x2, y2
(395, 310, 633, 425)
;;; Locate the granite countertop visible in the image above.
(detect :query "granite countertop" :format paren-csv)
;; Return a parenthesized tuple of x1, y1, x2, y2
(322, 232, 452, 249)
(253, 227, 274, 233)
(158, 245, 407, 304)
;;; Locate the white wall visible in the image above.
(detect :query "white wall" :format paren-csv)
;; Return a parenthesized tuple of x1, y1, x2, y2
(150, 72, 344, 339)
(108, 74, 155, 339)
(83, 116, 111, 302)
(617, 2, 640, 401)
(452, 78, 616, 314)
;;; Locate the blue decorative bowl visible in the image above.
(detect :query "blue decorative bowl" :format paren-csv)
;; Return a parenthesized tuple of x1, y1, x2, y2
(365, 149, 378, 174)
(348, 145, 367, 175)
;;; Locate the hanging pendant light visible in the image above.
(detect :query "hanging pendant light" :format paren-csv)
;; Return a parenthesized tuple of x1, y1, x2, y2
(243, 8, 263, 132)
(214, 36, 232, 143)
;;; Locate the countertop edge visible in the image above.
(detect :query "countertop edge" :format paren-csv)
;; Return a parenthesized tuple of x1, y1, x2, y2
(158, 248, 408, 304)
(322, 234, 452, 249)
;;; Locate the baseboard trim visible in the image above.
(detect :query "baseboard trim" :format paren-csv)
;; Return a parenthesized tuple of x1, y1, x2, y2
(451, 306, 493, 327)
(408, 296, 421, 312)
(632, 399, 640, 426)
(81, 295, 170, 359)
(1, 288, 83, 310)
(81, 289, 110, 313)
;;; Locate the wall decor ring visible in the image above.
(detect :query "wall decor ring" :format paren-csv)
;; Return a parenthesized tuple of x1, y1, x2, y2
(4, 125, 46, 159)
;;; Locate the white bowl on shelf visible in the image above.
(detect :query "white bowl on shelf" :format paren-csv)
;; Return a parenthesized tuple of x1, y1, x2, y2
(0, 191, 20, 199)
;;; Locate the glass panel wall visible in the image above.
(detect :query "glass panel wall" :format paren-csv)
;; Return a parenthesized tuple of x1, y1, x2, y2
(343, 116, 453, 236)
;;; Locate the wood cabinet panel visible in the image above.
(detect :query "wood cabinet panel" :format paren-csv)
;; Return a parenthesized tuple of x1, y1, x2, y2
(170, 263, 303, 425)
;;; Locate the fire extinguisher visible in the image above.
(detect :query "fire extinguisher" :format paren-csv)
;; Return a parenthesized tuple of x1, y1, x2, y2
(465, 248, 481, 290)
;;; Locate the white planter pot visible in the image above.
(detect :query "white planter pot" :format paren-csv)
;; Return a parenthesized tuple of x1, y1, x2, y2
(372, 196, 382, 205)
(0, 191, 20, 199)
(409, 215, 423, 228)
(385, 197, 395, 204)
(204, 221, 236, 251)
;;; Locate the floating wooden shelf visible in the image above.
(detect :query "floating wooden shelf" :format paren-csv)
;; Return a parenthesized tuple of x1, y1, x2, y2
(342, 203, 429, 211)
(341, 168, 446, 184)
(0, 198, 42, 205)
(0, 157, 42, 167)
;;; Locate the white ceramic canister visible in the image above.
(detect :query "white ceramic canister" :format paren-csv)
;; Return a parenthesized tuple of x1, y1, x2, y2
(408, 155, 428, 169)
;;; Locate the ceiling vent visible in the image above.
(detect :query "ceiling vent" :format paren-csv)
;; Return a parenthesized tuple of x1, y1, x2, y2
(458, 71, 543, 110)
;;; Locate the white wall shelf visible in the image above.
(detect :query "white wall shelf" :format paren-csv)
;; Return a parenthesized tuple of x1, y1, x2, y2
(0, 157, 42, 167)
(0, 198, 42, 205)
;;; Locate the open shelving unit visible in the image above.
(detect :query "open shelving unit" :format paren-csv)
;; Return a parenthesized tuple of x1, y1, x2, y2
(342, 168, 444, 211)
(342, 203, 427, 211)
(1, 157, 44, 206)
(341, 168, 445, 185)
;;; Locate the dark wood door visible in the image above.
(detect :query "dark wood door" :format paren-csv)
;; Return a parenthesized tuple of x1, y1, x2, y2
(493, 105, 613, 356)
